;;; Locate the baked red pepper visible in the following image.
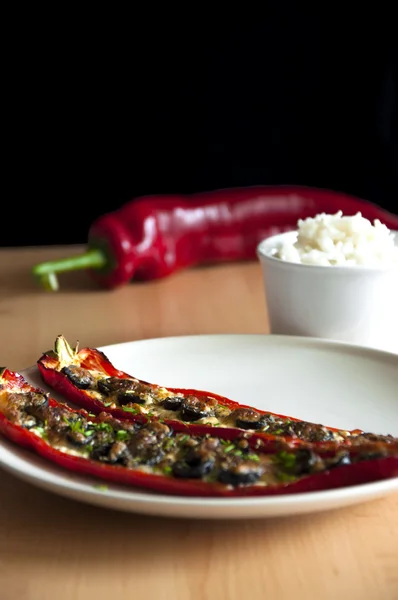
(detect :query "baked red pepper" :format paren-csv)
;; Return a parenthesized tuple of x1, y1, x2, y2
(31, 186, 398, 291)
(1, 367, 398, 497)
(37, 335, 397, 451)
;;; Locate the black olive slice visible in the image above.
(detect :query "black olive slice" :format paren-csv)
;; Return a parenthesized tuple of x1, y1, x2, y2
(172, 457, 214, 479)
(90, 443, 113, 461)
(180, 396, 216, 422)
(218, 461, 262, 486)
(66, 429, 95, 447)
(61, 366, 96, 390)
(287, 421, 335, 442)
(162, 396, 183, 411)
(328, 452, 352, 469)
(97, 377, 147, 405)
(277, 448, 322, 476)
(233, 408, 266, 430)
(125, 422, 170, 465)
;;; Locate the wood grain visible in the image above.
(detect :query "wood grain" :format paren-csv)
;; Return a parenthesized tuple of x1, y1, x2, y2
(0, 245, 397, 600)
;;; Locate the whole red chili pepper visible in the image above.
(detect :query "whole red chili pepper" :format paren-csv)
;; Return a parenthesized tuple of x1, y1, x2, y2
(32, 186, 398, 291)
(1, 367, 397, 497)
(37, 335, 395, 452)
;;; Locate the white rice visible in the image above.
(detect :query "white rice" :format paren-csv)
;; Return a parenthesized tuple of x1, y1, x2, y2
(277, 211, 398, 267)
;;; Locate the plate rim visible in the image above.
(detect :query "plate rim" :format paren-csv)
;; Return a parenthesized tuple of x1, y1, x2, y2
(97, 332, 398, 361)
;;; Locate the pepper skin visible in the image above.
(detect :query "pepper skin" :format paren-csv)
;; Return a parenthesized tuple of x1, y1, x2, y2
(1, 367, 397, 497)
(32, 186, 398, 291)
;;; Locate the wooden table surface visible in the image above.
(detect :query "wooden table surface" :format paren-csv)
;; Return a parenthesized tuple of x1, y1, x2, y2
(0, 245, 397, 600)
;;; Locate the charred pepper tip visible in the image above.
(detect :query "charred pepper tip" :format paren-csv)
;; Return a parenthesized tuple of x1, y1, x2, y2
(32, 248, 107, 292)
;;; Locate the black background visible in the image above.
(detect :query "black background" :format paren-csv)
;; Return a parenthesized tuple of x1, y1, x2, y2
(3, 17, 397, 247)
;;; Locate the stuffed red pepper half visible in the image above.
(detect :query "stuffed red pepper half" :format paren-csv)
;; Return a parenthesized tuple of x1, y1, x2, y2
(37, 336, 398, 451)
(1, 367, 398, 497)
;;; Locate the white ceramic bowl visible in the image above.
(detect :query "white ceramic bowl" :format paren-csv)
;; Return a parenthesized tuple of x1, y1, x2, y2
(257, 230, 398, 353)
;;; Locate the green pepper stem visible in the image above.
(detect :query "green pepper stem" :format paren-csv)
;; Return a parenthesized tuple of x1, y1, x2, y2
(32, 248, 107, 291)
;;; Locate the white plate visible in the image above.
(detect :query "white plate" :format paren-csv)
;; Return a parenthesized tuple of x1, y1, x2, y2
(0, 334, 397, 519)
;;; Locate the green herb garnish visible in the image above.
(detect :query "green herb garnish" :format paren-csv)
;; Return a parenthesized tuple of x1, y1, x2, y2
(32, 426, 45, 436)
(224, 444, 235, 453)
(85, 443, 95, 454)
(96, 422, 113, 432)
(164, 438, 175, 450)
(163, 465, 172, 475)
(276, 450, 296, 470)
(116, 430, 129, 441)
(122, 406, 140, 414)
(67, 418, 86, 435)
(247, 454, 260, 462)
(32, 426, 48, 441)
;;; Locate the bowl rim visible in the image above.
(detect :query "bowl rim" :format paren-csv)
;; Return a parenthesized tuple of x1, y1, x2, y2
(256, 230, 398, 274)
